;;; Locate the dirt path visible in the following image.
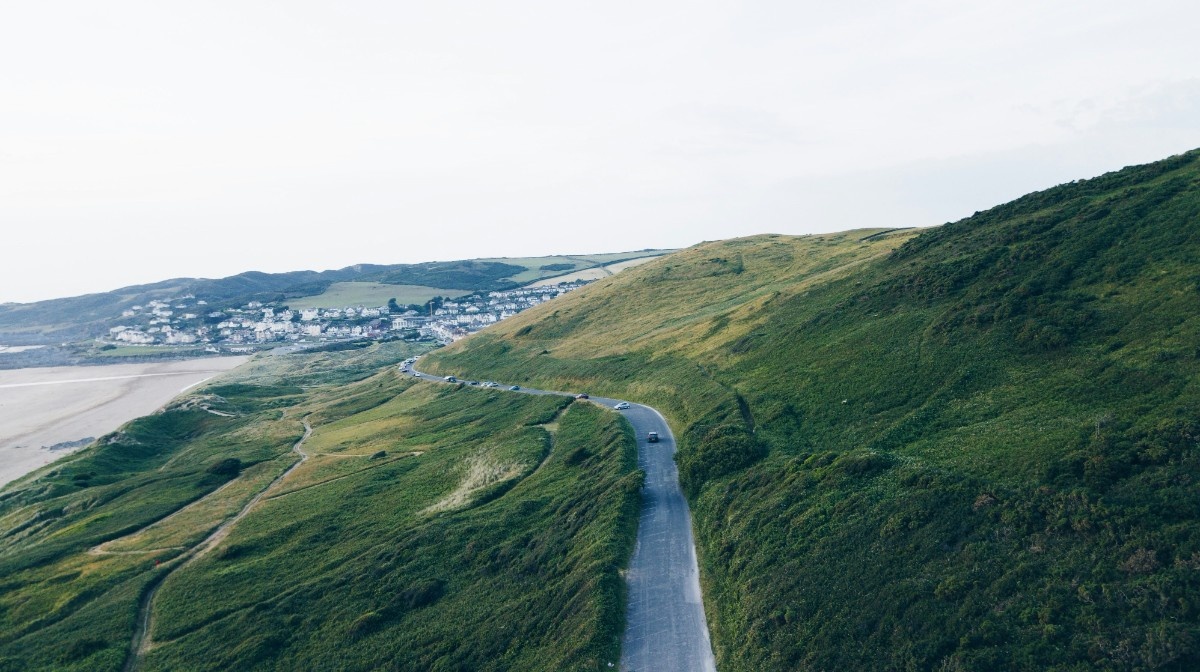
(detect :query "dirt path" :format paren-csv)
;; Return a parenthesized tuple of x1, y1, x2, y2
(90, 479, 242, 556)
(123, 418, 312, 671)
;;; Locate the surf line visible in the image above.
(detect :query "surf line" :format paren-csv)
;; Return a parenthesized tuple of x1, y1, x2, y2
(0, 372, 222, 390)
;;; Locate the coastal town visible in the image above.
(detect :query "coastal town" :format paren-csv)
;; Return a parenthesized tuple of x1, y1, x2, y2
(105, 281, 588, 351)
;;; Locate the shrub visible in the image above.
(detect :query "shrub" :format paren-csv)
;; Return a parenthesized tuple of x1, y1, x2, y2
(678, 424, 765, 496)
(206, 458, 242, 476)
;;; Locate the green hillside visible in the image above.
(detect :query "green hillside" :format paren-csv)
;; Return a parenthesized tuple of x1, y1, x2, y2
(0, 342, 640, 671)
(424, 149, 1200, 670)
(0, 250, 672, 347)
(287, 282, 472, 309)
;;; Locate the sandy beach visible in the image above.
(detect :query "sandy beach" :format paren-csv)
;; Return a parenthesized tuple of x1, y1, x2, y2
(0, 357, 249, 487)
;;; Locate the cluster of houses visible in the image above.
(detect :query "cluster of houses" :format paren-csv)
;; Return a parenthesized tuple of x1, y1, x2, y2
(103, 282, 586, 350)
(109, 298, 208, 345)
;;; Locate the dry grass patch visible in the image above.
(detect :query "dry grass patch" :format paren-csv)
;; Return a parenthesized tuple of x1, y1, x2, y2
(424, 451, 528, 514)
(92, 455, 295, 555)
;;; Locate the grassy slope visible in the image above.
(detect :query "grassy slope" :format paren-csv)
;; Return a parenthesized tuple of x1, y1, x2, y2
(288, 253, 673, 308)
(287, 282, 470, 309)
(0, 341, 640, 671)
(424, 150, 1200, 670)
(481, 251, 674, 285)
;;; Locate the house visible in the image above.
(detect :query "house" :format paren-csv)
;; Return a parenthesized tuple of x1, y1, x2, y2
(394, 317, 426, 330)
(115, 330, 154, 345)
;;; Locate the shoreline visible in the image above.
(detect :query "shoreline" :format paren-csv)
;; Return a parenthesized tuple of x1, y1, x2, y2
(0, 357, 250, 488)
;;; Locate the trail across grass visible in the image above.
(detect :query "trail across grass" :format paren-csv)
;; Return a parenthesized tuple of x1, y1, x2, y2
(0, 340, 641, 671)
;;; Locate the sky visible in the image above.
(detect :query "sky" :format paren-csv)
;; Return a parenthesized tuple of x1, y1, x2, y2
(3, 0, 1199, 303)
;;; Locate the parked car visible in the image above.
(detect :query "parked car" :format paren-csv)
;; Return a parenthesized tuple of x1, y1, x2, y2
(614, 402, 631, 410)
(509, 385, 521, 391)
(445, 376, 457, 383)
(647, 431, 659, 443)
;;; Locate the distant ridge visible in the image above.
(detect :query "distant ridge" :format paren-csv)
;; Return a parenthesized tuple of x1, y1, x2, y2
(0, 250, 672, 343)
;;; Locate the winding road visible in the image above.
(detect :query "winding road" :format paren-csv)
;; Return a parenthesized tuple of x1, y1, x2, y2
(407, 360, 717, 671)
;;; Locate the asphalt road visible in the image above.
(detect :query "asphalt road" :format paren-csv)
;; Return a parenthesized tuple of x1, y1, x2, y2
(406, 359, 717, 671)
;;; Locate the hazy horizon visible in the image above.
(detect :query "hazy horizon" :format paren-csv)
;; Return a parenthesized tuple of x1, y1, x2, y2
(4, 1, 1199, 303)
(0, 245, 684, 305)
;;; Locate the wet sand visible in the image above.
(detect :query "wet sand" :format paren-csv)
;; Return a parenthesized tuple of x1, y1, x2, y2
(0, 357, 249, 487)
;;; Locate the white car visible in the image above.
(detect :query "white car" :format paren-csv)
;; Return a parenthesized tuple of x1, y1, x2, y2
(614, 402, 631, 410)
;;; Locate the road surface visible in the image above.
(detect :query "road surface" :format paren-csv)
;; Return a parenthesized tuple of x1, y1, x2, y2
(407, 360, 717, 671)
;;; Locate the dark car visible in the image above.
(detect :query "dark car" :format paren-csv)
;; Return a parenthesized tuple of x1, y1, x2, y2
(509, 385, 521, 391)
(575, 393, 589, 400)
(647, 431, 659, 443)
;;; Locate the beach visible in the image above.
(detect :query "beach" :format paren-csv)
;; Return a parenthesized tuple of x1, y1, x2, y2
(0, 357, 249, 487)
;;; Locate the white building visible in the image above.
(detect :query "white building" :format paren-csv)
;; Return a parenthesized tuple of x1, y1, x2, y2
(116, 330, 155, 344)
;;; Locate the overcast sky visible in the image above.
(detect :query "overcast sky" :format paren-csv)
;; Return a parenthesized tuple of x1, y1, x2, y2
(3, 1, 1199, 303)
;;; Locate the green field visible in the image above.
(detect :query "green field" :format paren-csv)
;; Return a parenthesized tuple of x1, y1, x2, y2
(0, 341, 640, 670)
(286, 253, 674, 309)
(425, 150, 1200, 670)
(480, 251, 674, 285)
(91, 345, 211, 359)
(287, 282, 469, 309)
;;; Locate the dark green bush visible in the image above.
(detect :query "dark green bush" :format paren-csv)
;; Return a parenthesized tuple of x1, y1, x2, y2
(206, 458, 242, 476)
(678, 424, 765, 497)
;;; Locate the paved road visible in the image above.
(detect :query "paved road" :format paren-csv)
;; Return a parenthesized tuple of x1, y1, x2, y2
(407, 359, 716, 671)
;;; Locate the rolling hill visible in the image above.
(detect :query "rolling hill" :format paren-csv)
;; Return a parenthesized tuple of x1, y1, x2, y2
(3, 147, 1199, 671)
(0, 342, 639, 670)
(423, 149, 1200, 670)
(0, 251, 672, 345)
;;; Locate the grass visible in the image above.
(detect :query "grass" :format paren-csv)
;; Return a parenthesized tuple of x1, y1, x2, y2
(480, 251, 674, 285)
(425, 149, 1200, 670)
(0, 339, 641, 671)
(527, 256, 664, 287)
(90, 345, 211, 359)
(287, 282, 470, 309)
